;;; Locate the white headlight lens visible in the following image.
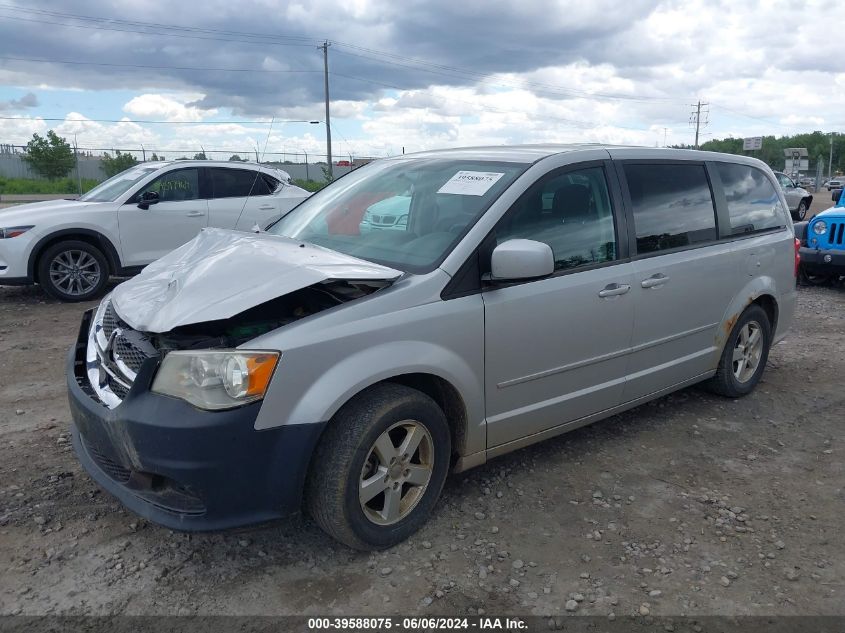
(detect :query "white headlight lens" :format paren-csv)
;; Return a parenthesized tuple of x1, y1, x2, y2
(813, 221, 827, 235)
(152, 350, 279, 410)
(222, 355, 250, 399)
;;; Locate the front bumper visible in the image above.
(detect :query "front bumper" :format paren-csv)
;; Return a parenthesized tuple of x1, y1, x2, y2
(799, 246, 845, 273)
(0, 232, 35, 284)
(67, 309, 326, 531)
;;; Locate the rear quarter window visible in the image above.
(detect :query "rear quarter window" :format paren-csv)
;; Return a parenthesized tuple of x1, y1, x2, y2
(716, 163, 786, 234)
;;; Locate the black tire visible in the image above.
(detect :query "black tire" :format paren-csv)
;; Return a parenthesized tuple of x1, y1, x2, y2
(37, 240, 110, 302)
(707, 305, 772, 398)
(792, 200, 808, 221)
(799, 267, 831, 286)
(305, 383, 451, 550)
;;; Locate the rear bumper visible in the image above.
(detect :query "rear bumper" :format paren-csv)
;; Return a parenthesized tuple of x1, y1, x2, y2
(799, 246, 845, 272)
(67, 309, 326, 531)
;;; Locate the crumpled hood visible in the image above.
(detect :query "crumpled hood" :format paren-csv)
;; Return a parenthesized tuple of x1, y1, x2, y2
(111, 227, 402, 333)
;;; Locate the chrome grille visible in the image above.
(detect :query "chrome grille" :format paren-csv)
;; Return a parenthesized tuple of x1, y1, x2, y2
(86, 299, 158, 408)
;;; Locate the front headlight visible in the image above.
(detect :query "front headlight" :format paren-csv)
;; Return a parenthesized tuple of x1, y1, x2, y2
(813, 221, 827, 235)
(0, 226, 34, 239)
(152, 350, 279, 410)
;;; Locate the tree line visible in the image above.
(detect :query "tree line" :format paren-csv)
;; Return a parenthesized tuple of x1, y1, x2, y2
(679, 131, 845, 175)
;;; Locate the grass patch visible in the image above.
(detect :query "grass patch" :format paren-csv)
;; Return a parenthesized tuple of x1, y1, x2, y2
(292, 178, 328, 192)
(0, 177, 100, 195)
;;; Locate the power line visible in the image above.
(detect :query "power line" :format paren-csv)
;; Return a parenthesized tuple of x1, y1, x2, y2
(330, 72, 658, 132)
(0, 55, 322, 74)
(0, 3, 318, 43)
(0, 13, 319, 48)
(0, 3, 682, 105)
(0, 116, 320, 125)
(331, 46, 683, 105)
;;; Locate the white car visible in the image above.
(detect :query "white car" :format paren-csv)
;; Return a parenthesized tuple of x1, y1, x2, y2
(0, 160, 310, 301)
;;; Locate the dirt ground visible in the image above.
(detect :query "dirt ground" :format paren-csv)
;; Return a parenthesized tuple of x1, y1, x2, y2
(0, 275, 843, 617)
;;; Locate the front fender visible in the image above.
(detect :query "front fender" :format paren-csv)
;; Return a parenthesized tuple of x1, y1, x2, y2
(255, 340, 485, 456)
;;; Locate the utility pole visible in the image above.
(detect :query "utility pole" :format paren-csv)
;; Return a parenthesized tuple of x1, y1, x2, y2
(321, 40, 333, 179)
(663, 127, 668, 147)
(690, 100, 709, 150)
(73, 134, 82, 196)
(829, 133, 834, 181)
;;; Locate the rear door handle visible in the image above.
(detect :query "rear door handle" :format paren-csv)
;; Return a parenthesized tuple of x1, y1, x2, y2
(598, 283, 631, 298)
(186, 211, 205, 217)
(641, 273, 670, 288)
(258, 205, 275, 211)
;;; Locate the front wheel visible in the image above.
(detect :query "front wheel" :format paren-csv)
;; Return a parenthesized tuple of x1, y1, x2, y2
(707, 304, 772, 398)
(306, 383, 451, 550)
(37, 240, 110, 302)
(792, 200, 808, 221)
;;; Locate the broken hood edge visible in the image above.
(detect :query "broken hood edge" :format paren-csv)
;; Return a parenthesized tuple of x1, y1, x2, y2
(110, 227, 403, 333)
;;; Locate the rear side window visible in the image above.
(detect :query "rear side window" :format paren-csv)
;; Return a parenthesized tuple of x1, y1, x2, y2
(211, 168, 263, 198)
(624, 163, 717, 254)
(716, 163, 786, 234)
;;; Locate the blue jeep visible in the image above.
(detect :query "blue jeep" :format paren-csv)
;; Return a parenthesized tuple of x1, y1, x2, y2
(796, 189, 845, 284)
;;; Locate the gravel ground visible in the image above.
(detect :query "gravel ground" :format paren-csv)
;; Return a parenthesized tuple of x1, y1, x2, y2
(0, 280, 843, 618)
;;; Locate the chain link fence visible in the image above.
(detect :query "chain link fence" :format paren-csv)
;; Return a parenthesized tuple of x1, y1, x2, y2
(0, 144, 375, 196)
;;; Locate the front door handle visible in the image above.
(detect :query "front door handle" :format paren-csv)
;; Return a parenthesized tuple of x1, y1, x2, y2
(641, 273, 670, 288)
(598, 283, 631, 298)
(186, 211, 205, 217)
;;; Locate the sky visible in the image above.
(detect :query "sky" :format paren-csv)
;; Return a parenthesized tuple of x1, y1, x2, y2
(0, 0, 842, 162)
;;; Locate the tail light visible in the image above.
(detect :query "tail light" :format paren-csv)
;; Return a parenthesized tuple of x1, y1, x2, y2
(794, 237, 801, 278)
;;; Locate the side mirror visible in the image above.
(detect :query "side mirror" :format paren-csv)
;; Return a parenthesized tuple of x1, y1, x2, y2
(137, 190, 159, 209)
(490, 239, 554, 281)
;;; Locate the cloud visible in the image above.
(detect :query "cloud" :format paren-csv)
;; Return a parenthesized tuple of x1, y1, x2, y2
(123, 93, 217, 121)
(0, 92, 39, 111)
(0, 0, 843, 154)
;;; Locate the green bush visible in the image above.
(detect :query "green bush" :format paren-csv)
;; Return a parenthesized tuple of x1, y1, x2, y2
(102, 150, 138, 178)
(292, 178, 328, 192)
(0, 177, 100, 195)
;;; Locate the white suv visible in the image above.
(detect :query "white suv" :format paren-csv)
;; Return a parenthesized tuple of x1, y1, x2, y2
(0, 161, 310, 301)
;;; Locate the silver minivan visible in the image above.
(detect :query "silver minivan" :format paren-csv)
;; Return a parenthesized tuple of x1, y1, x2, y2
(67, 145, 798, 549)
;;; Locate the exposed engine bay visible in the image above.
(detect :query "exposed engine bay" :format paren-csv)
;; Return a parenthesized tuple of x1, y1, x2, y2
(148, 279, 389, 351)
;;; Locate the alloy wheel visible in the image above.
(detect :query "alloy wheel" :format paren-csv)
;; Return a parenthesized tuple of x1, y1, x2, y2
(732, 320, 764, 383)
(49, 249, 102, 297)
(359, 420, 434, 526)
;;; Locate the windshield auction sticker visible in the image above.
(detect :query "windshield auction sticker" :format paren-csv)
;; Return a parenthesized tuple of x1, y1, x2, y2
(437, 171, 505, 196)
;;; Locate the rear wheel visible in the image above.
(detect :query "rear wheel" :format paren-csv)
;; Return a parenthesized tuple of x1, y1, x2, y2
(37, 240, 109, 302)
(305, 383, 451, 550)
(800, 267, 831, 286)
(707, 305, 772, 398)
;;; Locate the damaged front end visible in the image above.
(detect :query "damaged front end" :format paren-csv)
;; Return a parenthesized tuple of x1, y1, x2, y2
(86, 279, 389, 409)
(83, 228, 402, 409)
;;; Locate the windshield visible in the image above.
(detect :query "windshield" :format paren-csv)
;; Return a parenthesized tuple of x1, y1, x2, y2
(79, 165, 162, 202)
(267, 158, 527, 272)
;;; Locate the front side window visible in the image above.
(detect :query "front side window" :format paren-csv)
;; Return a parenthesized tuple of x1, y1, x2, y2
(624, 163, 717, 254)
(495, 166, 616, 271)
(80, 165, 160, 202)
(211, 168, 268, 198)
(717, 163, 786, 234)
(267, 158, 527, 273)
(776, 173, 794, 189)
(142, 168, 200, 202)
